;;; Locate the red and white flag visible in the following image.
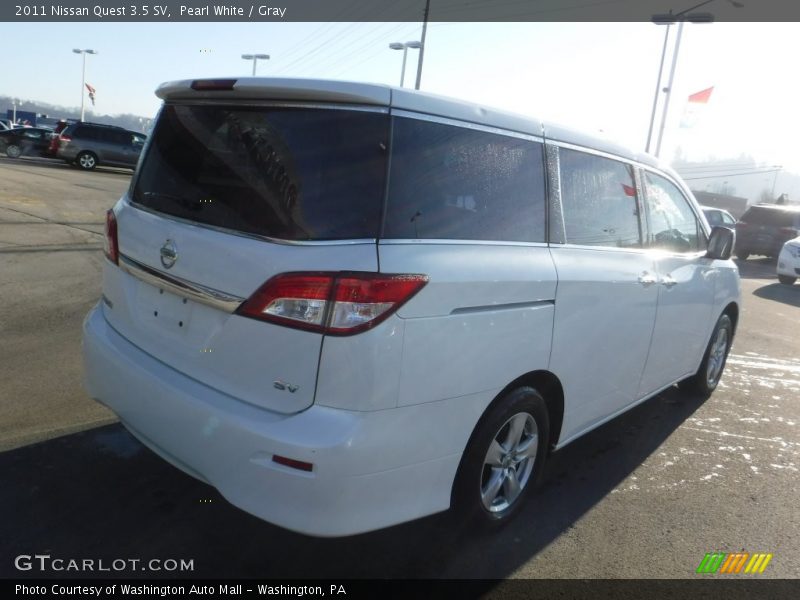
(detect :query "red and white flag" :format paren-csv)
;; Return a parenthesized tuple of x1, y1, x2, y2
(85, 83, 96, 106)
(680, 86, 713, 128)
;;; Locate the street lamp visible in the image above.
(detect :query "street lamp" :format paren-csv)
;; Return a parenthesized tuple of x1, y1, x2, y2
(11, 99, 21, 125)
(72, 49, 97, 123)
(242, 53, 270, 76)
(646, 0, 743, 157)
(389, 41, 421, 88)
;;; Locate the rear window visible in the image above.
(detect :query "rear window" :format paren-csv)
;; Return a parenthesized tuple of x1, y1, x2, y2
(132, 105, 388, 241)
(741, 206, 800, 228)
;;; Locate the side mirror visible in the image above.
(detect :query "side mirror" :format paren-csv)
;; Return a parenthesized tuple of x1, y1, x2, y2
(706, 225, 735, 260)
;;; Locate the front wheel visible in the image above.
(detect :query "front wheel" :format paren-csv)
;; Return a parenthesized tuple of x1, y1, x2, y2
(6, 144, 21, 158)
(735, 249, 750, 260)
(679, 313, 733, 398)
(452, 387, 549, 529)
(778, 275, 797, 286)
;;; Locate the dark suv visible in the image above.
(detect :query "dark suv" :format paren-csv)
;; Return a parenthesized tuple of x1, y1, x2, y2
(56, 122, 146, 171)
(735, 204, 800, 260)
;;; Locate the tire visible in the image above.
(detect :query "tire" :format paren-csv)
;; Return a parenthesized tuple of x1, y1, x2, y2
(76, 151, 98, 170)
(679, 313, 733, 398)
(452, 386, 549, 530)
(735, 249, 749, 260)
(778, 275, 797, 286)
(6, 144, 21, 158)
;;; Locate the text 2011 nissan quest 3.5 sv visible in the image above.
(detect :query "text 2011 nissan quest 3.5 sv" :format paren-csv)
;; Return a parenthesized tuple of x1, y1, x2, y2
(83, 78, 741, 537)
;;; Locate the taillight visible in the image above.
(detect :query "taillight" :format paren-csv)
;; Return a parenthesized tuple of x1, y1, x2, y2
(236, 272, 428, 335)
(104, 209, 119, 264)
(59, 134, 71, 143)
(780, 227, 798, 236)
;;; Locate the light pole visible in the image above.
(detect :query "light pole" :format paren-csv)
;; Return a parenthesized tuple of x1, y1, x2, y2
(12, 99, 20, 125)
(415, 0, 431, 90)
(242, 53, 270, 76)
(647, 0, 743, 157)
(389, 41, 421, 87)
(72, 49, 97, 122)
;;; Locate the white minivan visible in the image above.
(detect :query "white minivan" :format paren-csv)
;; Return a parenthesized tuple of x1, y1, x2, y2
(83, 78, 741, 537)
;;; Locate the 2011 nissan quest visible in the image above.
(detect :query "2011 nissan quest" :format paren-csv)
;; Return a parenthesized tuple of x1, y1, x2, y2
(82, 78, 741, 537)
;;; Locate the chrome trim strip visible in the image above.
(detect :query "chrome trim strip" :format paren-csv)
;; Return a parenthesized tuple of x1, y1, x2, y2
(546, 139, 651, 171)
(118, 254, 245, 313)
(378, 239, 549, 247)
(127, 199, 377, 247)
(451, 300, 554, 315)
(391, 109, 544, 142)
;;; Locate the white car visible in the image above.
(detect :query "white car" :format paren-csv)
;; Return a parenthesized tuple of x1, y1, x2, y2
(777, 236, 800, 285)
(82, 78, 741, 537)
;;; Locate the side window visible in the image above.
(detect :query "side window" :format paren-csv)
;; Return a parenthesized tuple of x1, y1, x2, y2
(705, 210, 722, 226)
(722, 212, 736, 225)
(72, 126, 88, 140)
(644, 172, 705, 252)
(559, 148, 641, 248)
(383, 116, 546, 242)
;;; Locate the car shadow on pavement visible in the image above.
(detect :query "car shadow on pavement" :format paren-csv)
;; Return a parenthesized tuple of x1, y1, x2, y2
(0, 387, 705, 580)
(733, 257, 777, 280)
(753, 282, 800, 307)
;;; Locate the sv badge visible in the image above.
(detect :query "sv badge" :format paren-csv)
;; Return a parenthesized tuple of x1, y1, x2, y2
(273, 380, 299, 394)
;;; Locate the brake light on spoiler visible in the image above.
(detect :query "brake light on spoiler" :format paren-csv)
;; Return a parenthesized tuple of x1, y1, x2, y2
(236, 272, 429, 336)
(190, 79, 237, 91)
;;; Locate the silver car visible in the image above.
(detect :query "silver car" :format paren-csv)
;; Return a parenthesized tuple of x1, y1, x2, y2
(56, 122, 146, 170)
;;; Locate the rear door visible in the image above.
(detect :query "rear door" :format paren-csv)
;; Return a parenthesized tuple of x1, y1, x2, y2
(103, 103, 389, 414)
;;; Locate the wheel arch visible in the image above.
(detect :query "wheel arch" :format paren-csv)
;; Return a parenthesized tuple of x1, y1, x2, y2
(722, 301, 739, 337)
(449, 369, 565, 507)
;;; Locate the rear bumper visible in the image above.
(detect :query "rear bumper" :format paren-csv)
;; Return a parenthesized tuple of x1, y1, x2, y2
(82, 303, 461, 536)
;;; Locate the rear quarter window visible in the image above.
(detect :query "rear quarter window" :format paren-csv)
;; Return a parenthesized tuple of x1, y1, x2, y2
(383, 116, 546, 242)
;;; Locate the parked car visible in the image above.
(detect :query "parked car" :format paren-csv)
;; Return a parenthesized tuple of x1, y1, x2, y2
(82, 78, 740, 537)
(0, 127, 55, 158)
(734, 203, 800, 260)
(776, 235, 800, 285)
(701, 206, 736, 228)
(55, 122, 146, 170)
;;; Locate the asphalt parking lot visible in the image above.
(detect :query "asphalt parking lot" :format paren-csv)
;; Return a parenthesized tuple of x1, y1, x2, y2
(1, 156, 798, 579)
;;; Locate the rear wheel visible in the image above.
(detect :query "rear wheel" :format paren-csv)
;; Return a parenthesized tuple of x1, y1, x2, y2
(735, 248, 749, 260)
(6, 144, 21, 158)
(77, 151, 97, 170)
(452, 387, 549, 529)
(778, 275, 797, 286)
(679, 313, 733, 398)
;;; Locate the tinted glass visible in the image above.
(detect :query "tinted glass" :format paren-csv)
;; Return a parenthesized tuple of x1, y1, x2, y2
(133, 105, 388, 241)
(383, 117, 546, 242)
(644, 172, 704, 252)
(72, 125, 97, 140)
(559, 148, 641, 248)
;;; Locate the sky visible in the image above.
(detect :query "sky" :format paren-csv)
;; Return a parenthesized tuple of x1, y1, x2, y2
(2, 21, 799, 194)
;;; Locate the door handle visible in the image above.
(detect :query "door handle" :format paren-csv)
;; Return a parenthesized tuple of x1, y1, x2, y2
(638, 272, 658, 287)
(660, 275, 678, 288)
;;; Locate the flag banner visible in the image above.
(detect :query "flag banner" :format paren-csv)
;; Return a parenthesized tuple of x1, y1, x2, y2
(680, 86, 714, 128)
(86, 83, 97, 106)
